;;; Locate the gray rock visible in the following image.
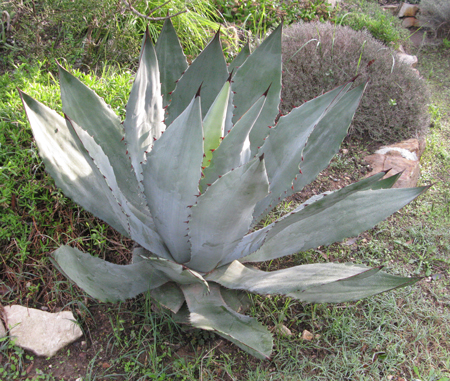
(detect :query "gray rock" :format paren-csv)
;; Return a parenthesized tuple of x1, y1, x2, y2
(3, 305, 83, 357)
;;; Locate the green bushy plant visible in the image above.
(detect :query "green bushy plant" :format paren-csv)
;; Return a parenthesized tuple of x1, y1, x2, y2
(20, 20, 427, 359)
(214, 0, 334, 37)
(281, 21, 430, 143)
(336, 0, 410, 48)
(419, 0, 450, 38)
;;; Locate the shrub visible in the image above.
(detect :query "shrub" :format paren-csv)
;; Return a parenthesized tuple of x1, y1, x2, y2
(281, 22, 431, 144)
(419, 0, 450, 38)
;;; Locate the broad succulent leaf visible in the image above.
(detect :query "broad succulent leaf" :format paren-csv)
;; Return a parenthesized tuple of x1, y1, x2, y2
(187, 156, 269, 273)
(53, 245, 169, 302)
(58, 65, 148, 216)
(200, 93, 266, 190)
(202, 75, 232, 168)
(165, 31, 228, 125)
(229, 42, 251, 72)
(244, 186, 428, 263)
(155, 18, 188, 108)
(182, 283, 273, 360)
(124, 28, 165, 185)
(68, 117, 171, 259)
(20, 92, 130, 237)
(150, 282, 185, 314)
(142, 94, 203, 264)
(231, 24, 282, 155)
(207, 260, 419, 303)
(131, 247, 209, 292)
(253, 82, 366, 223)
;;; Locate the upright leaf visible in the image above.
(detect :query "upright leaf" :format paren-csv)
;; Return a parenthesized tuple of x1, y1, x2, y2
(124, 28, 165, 185)
(202, 76, 231, 168)
(69, 117, 171, 259)
(253, 84, 350, 221)
(165, 31, 228, 125)
(187, 156, 269, 273)
(231, 24, 282, 154)
(200, 93, 266, 191)
(156, 18, 188, 108)
(142, 94, 203, 263)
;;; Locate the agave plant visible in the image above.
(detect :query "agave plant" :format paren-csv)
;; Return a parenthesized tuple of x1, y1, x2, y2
(20, 20, 427, 359)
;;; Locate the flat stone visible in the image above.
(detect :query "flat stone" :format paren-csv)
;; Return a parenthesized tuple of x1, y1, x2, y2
(398, 3, 420, 18)
(3, 305, 83, 357)
(402, 17, 420, 28)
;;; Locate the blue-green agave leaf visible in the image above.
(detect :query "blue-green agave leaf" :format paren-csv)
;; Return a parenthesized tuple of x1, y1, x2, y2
(231, 24, 282, 155)
(207, 260, 419, 303)
(202, 76, 231, 168)
(69, 117, 171, 259)
(165, 31, 228, 125)
(292, 83, 366, 194)
(124, 28, 165, 185)
(142, 95, 203, 263)
(150, 282, 185, 314)
(133, 247, 209, 293)
(252, 83, 361, 223)
(187, 156, 269, 273)
(200, 93, 266, 191)
(182, 283, 273, 360)
(53, 245, 169, 302)
(229, 42, 251, 73)
(58, 65, 148, 215)
(220, 171, 389, 265)
(20, 91, 130, 237)
(244, 186, 428, 263)
(155, 18, 188, 109)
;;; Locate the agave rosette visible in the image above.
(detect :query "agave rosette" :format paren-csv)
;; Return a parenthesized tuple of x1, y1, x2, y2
(20, 21, 426, 359)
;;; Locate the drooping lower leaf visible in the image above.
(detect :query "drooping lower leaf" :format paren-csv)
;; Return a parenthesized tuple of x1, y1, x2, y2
(53, 246, 169, 302)
(151, 282, 185, 314)
(207, 260, 419, 303)
(182, 283, 273, 360)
